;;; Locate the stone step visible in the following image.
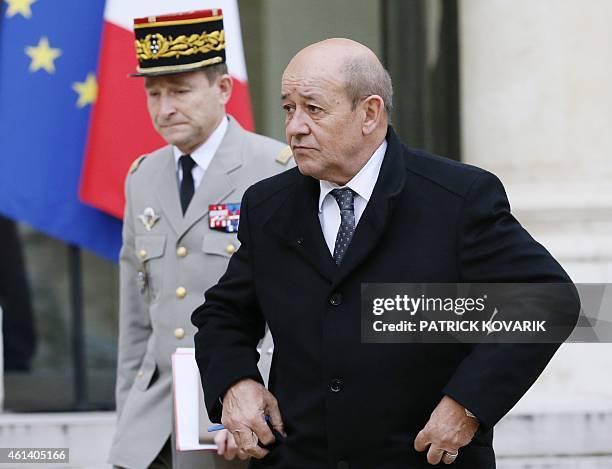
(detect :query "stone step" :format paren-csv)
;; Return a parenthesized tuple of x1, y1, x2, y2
(498, 456, 612, 469)
(0, 410, 609, 467)
(0, 412, 114, 468)
(494, 411, 612, 457)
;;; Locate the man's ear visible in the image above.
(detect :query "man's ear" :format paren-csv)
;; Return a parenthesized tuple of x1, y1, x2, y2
(361, 95, 385, 136)
(216, 74, 233, 105)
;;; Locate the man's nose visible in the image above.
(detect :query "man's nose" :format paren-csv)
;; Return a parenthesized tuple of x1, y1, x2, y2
(285, 108, 310, 137)
(158, 94, 176, 117)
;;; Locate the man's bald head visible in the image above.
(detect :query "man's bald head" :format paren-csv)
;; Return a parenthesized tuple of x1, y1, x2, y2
(286, 38, 393, 114)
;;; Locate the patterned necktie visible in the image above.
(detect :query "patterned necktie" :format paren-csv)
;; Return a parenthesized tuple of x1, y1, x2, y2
(179, 154, 196, 215)
(331, 188, 356, 265)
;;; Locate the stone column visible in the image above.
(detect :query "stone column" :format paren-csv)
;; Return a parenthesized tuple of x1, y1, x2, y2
(459, 0, 612, 464)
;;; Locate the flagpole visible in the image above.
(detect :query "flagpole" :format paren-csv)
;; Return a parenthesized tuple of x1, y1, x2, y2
(68, 244, 89, 410)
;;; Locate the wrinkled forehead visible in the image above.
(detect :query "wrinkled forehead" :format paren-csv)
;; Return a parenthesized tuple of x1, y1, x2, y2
(281, 60, 346, 98)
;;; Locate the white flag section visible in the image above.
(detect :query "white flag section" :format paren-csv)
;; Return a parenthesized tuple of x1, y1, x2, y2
(172, 348, 217, 451)
(104, 0, 248, 82)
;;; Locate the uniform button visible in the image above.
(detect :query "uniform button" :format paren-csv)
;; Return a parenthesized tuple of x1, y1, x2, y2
(176, 286, 187, 299)
(329, 292, 343, 306)
(176, 246, 188, 257)
(337, 461, 349, 469)
(174, 328, 185, 340)
(225, 244, 236, 254)
(330, 378, 342, 393)
(137, 370, 144, 378)
(138, 249, 147, 259)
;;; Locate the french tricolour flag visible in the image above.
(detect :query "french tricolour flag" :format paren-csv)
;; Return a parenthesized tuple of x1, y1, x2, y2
(80, 0, 253, 219)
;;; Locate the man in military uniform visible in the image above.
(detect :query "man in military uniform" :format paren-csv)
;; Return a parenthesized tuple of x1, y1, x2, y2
(109, 9, 291, 469)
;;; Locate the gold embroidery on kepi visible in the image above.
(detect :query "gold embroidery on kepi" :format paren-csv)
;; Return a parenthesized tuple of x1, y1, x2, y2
(130, 9, 226, 77)
(135, 30, 225, 61)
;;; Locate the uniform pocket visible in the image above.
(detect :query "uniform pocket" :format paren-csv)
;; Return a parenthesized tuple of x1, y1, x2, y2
(135, 235, 166, 261)
(202, 231, 240, 258)
(135, 235, 166, 300)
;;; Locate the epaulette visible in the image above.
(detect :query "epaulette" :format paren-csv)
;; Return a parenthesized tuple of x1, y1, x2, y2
(129, 155, 147, 174)
(275, 146, 293, 165)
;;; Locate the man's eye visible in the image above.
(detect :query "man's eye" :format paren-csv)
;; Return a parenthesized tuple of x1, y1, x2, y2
(308, 105, 322, 113)
(282, 105, 295, 113)
(147, 91, 160, 98)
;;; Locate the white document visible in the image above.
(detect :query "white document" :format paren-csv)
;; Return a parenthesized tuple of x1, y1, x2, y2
(172, 332, 275, 452)
(172, 348, 216, 451)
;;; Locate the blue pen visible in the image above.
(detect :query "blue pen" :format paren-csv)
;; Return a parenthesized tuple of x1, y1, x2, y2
(208, 415, 270, 432)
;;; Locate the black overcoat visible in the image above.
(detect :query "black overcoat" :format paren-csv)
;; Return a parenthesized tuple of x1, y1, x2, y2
(192, 127, 578, 469)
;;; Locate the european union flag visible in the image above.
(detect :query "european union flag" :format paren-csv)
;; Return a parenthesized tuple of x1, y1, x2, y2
(0, 0, 121, 261)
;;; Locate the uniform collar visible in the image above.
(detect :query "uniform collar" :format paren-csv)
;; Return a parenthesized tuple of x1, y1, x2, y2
(173, 115, 229, 172)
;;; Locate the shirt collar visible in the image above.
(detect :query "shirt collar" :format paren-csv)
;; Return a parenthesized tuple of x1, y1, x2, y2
(318, 139, 388, 212)
(173, 115, 229, 172)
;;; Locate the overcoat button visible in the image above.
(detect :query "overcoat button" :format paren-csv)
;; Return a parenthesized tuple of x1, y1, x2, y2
(174, 328, 185, 340)
(176, 286, 187, 299)
(329, 293, 343, 306)
(176, 246, 188, 257)
(330, 378, 342, 392)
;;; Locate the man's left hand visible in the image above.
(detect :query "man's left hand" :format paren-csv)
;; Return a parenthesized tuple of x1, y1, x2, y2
(414, 395, 480, 465)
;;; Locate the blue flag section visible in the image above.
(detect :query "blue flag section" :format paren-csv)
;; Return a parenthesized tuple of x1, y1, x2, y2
(0, 0, 122, 261)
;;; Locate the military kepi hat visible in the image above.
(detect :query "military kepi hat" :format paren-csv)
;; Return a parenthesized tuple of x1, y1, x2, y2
(131, 9, 225, 77)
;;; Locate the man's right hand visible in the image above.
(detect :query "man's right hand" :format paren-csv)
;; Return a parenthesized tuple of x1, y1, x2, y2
(221, 378, 286, 459)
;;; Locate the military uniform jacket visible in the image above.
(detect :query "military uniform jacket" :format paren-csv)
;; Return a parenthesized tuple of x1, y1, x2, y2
(192, 126, 579, 469)
(109, 117, 288, 469)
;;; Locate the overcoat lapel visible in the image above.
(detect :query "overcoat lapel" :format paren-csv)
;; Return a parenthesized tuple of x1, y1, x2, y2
(295, 177, 338, 281)
(332, 127, 406, 286)
(264, 175, 336, 283)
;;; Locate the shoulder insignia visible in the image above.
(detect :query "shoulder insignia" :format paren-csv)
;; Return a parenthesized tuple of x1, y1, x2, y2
(129, 155, 147, 174)
(275, 146, 293, 165)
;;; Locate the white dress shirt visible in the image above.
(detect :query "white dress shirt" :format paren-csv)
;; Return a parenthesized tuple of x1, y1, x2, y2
(173, 115, 228, 189)
(318, 139, 388, 255)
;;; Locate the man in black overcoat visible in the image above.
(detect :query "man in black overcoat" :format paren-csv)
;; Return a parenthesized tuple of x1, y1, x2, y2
(192, 38, 579, 469)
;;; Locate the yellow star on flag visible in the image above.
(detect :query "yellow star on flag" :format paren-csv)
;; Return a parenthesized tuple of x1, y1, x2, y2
(5, 0, 37, 19)
(72, 73, 98, 108)
(25, 37, 62, 74)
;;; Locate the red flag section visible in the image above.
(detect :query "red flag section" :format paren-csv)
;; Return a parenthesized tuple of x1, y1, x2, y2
(80, 22, 163, 218)
(80, 1, 254, 219)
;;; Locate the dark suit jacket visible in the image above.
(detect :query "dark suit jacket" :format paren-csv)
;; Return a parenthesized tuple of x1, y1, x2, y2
(192, 127, 579, 469)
